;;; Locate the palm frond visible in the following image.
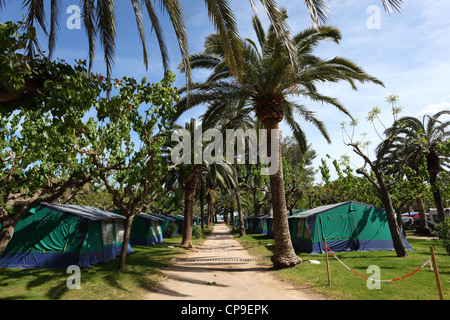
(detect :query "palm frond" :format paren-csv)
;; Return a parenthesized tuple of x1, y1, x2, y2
(160, 0, 191, 97)
(142, 0, 170, 73)
(81, 0, 97, 75)
(381, 0, 403, 14)
(204, 0, 243, 79)
(48, 0, 62, 59)
(303, 0, 329, 29)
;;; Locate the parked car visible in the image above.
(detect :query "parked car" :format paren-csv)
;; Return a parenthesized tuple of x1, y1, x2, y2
(401, 216, 414, 230)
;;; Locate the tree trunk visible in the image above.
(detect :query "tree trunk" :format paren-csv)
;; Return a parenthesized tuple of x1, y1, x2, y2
(181, 165, 202, 248)
(0, 213, 22, 256)
(118, 215, 134, 272)
(181, 186, 195, 248)
(374, 169, 407, 257)
(415, 196, 431, 234)
(263, 118, 301, 269)
(235, 189, 245, 237)
(200, 185, 205, 231)
(427, 152, 446, 222)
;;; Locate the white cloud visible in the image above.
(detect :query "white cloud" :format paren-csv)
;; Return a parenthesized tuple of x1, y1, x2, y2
(416, 102, 450, 118)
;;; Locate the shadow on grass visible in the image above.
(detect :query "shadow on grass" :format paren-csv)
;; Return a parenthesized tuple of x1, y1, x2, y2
(0, 240, 187, 300)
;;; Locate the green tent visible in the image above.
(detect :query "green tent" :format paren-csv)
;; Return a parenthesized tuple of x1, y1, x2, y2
(128, 213, 164, 246)
(267, 209, 306, 238)
(0, 203, 131, 269)
(288, 201, 412, 254)
(147, 213, 180, 237)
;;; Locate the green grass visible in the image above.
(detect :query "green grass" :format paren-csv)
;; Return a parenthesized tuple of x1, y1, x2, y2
(231, 229, 450, 300)
(0, 227, 213, 300)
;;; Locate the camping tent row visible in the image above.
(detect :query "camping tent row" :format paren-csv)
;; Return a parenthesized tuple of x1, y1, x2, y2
(238, 202, 412, 254)
(0, 203, 186, 269)
(109, 210, 165, 246)
(0, 203, 133, 269)
(237, 209, 306, 238)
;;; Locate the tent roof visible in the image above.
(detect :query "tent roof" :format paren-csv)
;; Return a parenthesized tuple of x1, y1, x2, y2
(40, 203, 126, 221)
(136, 213, 165, 221)
(147, 213, 178, 221)
(289, 201, 379, 219)
(248, 214, 270, 219)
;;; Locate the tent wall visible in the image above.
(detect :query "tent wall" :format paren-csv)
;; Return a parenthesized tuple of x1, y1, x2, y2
(289, 202, 412, 254)
(0, 204, 129, 269)
(129, 216, 163, 246)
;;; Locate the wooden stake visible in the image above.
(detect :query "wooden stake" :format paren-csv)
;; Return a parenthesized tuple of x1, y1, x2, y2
(325, 238, 331, 286)
(430, 246, 444, 300)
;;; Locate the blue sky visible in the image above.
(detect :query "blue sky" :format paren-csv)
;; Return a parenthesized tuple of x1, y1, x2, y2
(1, 0, 449, 182)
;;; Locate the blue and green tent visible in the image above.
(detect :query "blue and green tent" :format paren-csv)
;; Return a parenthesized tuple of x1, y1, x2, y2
(129, 213, 164, 246)
(267, 209, 306, 238)
(147, 213, 180, 237)
(0, 203, 131, 269)
(288, 201, 412, 254)
(246, 215, 269, 234)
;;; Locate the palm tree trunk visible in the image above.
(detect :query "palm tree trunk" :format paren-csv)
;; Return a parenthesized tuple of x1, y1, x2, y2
(427, 152, 446, 222)
(181, 185, 195, 248)
(235, 188, 245, 237)
(263, 118, 301, 269)
(200, 184, 205, 230)
(181, 165, 202, 248)
(415, 196, 431, 234)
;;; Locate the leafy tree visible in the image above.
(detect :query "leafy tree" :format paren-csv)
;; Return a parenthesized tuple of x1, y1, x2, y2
(71, 72, 179, 272)
(0, 21, 102, 255)
(173, 14, 383, 268)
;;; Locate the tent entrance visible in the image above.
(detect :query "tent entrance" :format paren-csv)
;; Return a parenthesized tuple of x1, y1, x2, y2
(318, 213, 359, 253)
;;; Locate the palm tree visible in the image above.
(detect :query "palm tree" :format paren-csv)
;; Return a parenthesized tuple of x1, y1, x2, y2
(202, 100, 256, 237)
(383, 111, 450, 223)
(2, 0, 403, 81)
(168, 118, 237, 248)
(174, 14, 384, 268)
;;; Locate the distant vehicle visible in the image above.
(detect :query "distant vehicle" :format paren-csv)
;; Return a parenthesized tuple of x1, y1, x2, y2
(401, 216, 414, 230)
(412, 208, 450, 231)
(429, 208, 450, 225)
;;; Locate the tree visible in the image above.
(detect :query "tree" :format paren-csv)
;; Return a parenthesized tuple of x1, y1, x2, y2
(174, 14, 383, 268)
(0, 21, 102, 255)
(341, 95, 409, 257)
(382, 110, 450, 223)
(70, 72, 179, 272)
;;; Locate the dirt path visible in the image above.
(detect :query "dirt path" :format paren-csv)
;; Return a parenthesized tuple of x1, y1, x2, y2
(145, 222, 325, 300)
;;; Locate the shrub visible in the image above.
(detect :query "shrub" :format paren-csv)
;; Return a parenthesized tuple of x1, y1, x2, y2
(192, 225, 203, 239)
(166, 222, 178, 238)
(434, 218, 450, 255)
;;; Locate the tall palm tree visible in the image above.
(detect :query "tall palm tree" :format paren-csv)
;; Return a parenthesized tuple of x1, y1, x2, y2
(382, 111, 450, 223)
(174, 14, 384, 268)
(2, 0, 402, 81)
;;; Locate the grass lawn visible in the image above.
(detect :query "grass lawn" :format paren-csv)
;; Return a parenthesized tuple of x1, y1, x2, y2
(231, 228, 449, 300)
(0, 226, 213, 300)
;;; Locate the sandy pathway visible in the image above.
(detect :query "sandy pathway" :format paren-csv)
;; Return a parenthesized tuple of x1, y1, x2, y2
(145, 222, 324, 300)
